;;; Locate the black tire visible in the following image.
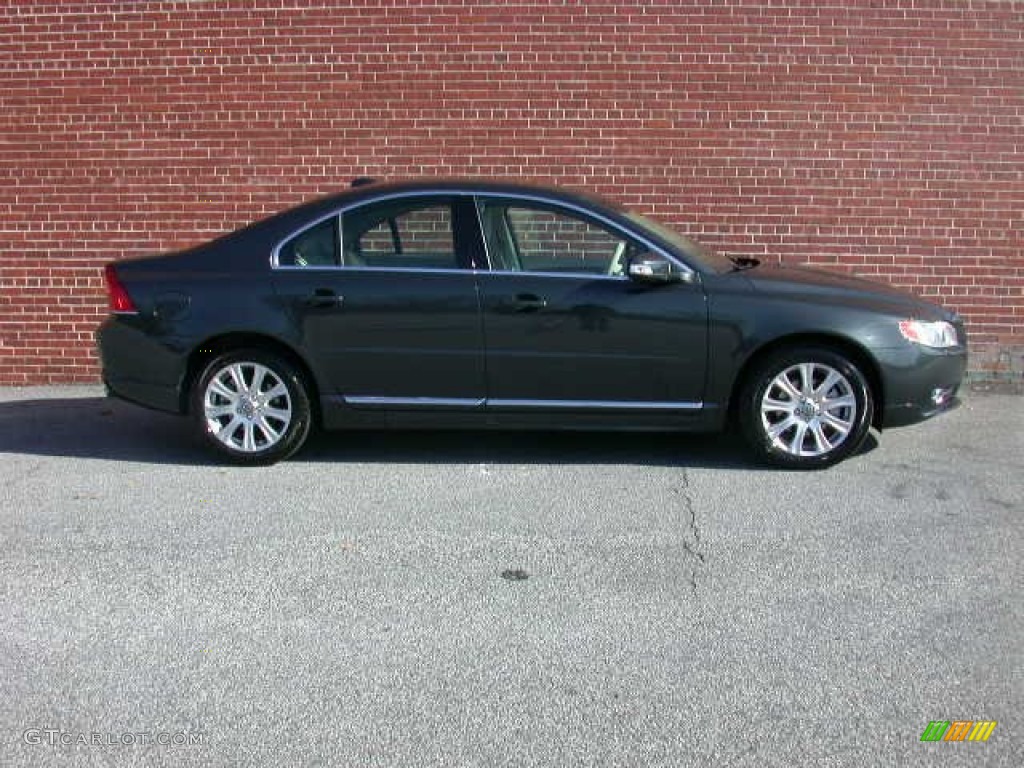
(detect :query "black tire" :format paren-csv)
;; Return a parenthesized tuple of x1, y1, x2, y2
(192, 349, 312, 465)
(738, 346, 874, 469)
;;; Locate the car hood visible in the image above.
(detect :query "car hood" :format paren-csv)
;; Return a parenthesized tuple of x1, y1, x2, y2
(743, 264, 954, 320)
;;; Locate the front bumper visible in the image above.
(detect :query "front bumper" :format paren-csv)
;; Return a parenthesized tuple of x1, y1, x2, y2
(876, 343, 967, 428)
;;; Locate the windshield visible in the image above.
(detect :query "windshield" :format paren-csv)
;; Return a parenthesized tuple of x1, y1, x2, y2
(622, 211, 735, 273)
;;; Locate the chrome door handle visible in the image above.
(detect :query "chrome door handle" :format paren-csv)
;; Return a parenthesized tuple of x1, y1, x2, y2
(303, 288, 343, 308)
(504, 294, 547, 312)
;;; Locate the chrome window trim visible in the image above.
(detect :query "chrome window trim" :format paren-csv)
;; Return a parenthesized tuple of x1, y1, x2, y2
(480, 270, 627, 282)
(269, 187, 698, 282)
(271, 264, 627, 281)
(273, 265, 475, 276)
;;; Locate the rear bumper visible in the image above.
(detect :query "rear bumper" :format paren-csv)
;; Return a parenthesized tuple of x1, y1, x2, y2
(102, 375, 181, 414)
(95, 317, 187, 414)
(876, 344, 967, 428)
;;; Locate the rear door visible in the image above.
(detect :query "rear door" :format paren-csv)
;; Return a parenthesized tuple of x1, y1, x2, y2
(270, 195, 486, 408)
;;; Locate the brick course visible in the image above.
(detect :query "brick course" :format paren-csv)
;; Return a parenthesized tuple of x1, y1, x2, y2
(1, 0, 1021, 384)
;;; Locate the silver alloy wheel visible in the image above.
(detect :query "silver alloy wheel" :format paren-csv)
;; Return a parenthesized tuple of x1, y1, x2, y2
(760, 362, 857, 458)
(202, 361, 293, 453)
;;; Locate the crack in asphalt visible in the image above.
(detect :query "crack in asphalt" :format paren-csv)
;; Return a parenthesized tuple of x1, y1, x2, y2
(673, 469, 706, 596)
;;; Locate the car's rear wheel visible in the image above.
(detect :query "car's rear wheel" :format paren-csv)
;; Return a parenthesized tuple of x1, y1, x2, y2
(193, 349, 312, 465)
(739, 346, 874, 469)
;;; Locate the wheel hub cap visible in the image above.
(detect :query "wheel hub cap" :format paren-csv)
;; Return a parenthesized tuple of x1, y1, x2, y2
(203, 362, 293, 453)
(794, 398, 820, 422)
(760, 362, 858, 458)
(237, 395, 257, 420)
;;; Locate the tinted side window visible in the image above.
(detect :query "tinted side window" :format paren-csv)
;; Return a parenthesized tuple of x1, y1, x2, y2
(342, 202, 456, 269)
(478, 201, 644, 276)
(278, 217, 339, 267)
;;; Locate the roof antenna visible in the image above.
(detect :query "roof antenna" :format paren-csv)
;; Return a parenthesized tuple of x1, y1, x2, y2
(350, 177, 376, 188)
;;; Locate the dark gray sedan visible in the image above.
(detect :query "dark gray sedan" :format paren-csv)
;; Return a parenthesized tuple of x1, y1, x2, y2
(97, 179, 966, 468)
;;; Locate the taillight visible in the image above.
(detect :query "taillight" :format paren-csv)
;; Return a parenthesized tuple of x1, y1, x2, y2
(103, 264, 138, 313)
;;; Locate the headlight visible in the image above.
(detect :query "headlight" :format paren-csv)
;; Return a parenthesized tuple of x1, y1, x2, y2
(898, 319, 959, 348)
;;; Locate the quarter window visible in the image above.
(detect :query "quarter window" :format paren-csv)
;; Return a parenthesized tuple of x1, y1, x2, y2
(278, 217, 339, 267)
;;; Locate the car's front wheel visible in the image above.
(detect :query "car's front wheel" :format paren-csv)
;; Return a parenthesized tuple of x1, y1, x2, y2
(192, 349, 312, 465)
(738, 346, 874, 469)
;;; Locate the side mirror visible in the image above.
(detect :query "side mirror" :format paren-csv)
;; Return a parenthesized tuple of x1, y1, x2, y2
(628, 257, 688, 285)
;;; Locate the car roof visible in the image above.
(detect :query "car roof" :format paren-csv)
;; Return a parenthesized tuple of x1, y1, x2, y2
(338, 177, 614, 205)
(262, 178, 627, 233)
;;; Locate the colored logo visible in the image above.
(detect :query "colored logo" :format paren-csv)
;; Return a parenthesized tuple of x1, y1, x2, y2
(921, 721, 997, 742)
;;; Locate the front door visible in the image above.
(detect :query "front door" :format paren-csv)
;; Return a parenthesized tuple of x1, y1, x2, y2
(473, 197, 708, 410)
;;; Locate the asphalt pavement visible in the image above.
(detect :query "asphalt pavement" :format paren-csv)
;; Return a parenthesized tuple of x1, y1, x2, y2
(0, 385, 1020, 767)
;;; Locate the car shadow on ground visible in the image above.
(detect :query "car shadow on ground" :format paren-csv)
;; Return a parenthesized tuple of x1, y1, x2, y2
(0, 397, 208, 467)
(0, 396, 877, 470)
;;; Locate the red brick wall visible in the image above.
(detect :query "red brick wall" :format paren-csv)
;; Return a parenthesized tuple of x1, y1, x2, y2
(1, 0, 1021, 384)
